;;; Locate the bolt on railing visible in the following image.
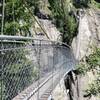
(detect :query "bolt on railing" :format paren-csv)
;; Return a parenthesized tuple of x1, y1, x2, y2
(0, 35, 75, 100)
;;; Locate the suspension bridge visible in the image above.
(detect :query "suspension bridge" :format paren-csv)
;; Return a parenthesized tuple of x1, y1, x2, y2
(0, 0, 76, 99)
(0, 35, 76, 100)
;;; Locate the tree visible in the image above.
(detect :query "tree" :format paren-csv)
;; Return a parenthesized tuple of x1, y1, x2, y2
(0, 0, 40, 36)
(48, 0, 78, 45)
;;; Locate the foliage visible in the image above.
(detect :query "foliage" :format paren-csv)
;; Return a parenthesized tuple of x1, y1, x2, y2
(48, 0, 78, 45)
(77, 48, 100, 96)
(72, 0, 100, 9)
(86, 48, 100, 69)
(86, 83, 97, 96)
(91, 0, 100, 9)
(85, 77, 100, 96)
(25, 0, 40, 15)
(72, 0, 91, 8)
(63, 15, 78, 44)
(76, 62, 90, 75)
(0, 0, 40, 36)
(48, 0, 64, 19)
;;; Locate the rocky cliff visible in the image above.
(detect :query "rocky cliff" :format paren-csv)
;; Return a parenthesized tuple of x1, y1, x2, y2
(66, 8, 100, 100)
(72, 8, 100, 61)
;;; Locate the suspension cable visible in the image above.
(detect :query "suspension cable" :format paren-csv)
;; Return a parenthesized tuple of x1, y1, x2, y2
(23, 0, 50, 40)
(1, 0, 5, 35)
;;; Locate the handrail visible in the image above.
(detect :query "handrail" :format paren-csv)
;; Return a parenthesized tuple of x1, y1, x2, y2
(0, 35, 71, 49)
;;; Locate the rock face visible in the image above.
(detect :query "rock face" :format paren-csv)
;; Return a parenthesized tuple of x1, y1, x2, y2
(64, 71, 79, 100)
(44, 8, 100, 100)
(72, 9, 100, 61)
(69, 9, 100, 100)
(39, 19, 62, 41)
(64, 70, 100, 100)
(72, 14, 91, 60)
(52, 79, 70, 100)
(31, 17, 62, 41)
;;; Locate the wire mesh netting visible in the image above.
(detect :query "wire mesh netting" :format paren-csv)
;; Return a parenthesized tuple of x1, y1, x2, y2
(0, 38, 75, 100)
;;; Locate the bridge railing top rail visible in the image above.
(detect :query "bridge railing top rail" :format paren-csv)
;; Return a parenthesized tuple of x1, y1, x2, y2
(0, 35, 71, 49)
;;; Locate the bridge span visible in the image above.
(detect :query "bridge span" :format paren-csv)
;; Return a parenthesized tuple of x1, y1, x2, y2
(0, 35, 76, 100)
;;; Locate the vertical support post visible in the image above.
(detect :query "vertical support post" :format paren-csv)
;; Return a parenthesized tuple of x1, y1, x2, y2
(1, 40, 4, 100)
(51, 42, 55, 97)
(59, 45, 61, 85)
(59, 44, 63, 88)
(57, 45, 60, 86)
(37, 40, 41, 100)
(61, 46, 64, 76)
(62, 46, 64, 75)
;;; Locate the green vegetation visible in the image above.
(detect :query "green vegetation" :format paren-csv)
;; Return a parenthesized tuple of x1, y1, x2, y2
(72, 0, 91, 8)
(0, 0, 40, 36)
(63, 15, 78, 44)
(85, 78, 100, 96)
(0, 0, 30, 35)
(91, 0, 100, 9)
(25, 0, 40, 15)
(48, 0, 78, 45)
(77, 48, 100, 97)
(72, 0, 100, 9)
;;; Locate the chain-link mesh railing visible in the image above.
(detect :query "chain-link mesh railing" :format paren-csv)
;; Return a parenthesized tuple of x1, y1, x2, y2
(0, 36, 75, 100)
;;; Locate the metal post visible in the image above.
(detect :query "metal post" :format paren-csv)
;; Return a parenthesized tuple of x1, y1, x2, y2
(37, 40, 41, 100)
(51, 42, 55, 98)
(1, 40, 4, 100)
(59, 46, 61, 86)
